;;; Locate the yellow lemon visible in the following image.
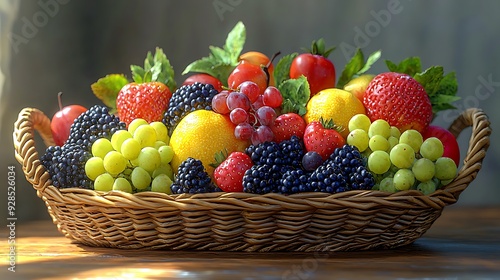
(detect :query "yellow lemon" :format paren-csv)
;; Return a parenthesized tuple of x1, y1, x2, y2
(169, 110, 250, 178)
(304, 88, 366, 139)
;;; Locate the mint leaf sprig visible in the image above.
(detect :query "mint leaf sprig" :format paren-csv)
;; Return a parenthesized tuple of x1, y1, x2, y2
(91, 47, 176, 113)
(182, 21, 246, 86)
(336, 48, 381, 89)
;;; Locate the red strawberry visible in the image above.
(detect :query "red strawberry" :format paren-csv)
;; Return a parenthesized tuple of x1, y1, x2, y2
(303, 118, 345, 161)
(363, 72, 433, 133)
(213, 151, 253, 192)
(271, 113, 307, 143)
(116, 82, 172, 127)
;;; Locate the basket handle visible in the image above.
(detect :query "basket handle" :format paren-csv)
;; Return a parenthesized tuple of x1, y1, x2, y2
(439, 107, 491, 200)
(13, 108, 55, 193)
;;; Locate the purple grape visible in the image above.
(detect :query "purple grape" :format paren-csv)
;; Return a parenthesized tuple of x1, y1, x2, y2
(302, 151, 323, 171)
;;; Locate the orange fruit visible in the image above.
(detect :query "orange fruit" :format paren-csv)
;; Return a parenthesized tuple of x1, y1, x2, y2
(169, 110, 250, 178)
(304, 88, 366, 139)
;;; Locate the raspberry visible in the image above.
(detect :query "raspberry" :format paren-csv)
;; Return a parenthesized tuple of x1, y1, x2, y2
(116, 82, 172, 127)
(162, 82, 218, 134)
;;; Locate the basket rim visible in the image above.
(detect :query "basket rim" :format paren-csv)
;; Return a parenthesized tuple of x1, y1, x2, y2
(12, 107, 491, 211)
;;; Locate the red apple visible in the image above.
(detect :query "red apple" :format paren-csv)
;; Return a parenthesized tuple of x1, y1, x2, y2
(50, 92, 87, 146)
(422, 125, 461, 166)
(182, 73, 223, 92)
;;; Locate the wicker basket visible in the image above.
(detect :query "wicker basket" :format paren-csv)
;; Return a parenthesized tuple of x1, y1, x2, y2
(13, 107, 491, 252)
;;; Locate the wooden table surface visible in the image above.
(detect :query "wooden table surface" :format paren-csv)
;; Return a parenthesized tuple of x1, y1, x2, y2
(2, 205, 500, 280)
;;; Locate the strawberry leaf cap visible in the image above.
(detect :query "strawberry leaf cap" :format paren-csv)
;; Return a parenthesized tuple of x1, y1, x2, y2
(182, 21, 246, 86)
(131, 47, 176, 92)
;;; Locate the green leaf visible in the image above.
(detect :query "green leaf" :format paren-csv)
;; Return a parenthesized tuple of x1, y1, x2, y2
(336, 49, 381, 89)
(278, 75, 311, 116)
(91, 74, 129, 110)
(385, 57, 422, 76)
(130, 47, 176, 92)
(182, 21, 246, 85)
(273, 53, 298, 87)
(336, 49, 364, 89)
(358, 50, 381, 74)
(414, 66, 444, 96)
(224, 21, 246, 62)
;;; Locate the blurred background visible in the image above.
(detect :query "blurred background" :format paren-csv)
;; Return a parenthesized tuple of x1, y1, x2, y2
(1, 0, 498, 222)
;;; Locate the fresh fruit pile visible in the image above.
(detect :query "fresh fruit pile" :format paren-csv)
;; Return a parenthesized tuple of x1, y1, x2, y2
(41, 21, 461, 196)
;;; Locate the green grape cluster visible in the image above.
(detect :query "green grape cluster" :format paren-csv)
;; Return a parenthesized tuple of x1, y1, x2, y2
(84, 118, 175, 194)
(347, 114, 458, 195)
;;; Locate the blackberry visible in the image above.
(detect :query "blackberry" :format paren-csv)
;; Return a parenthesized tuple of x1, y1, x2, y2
(278, 168, 312, 194)
(66, 105, 126, 151)
(245, 136, 304, 166)
(309, 145, 375, 193)
(40, 143, 92, 189)
(279, 136, 305, 166)
(170, 158, 219, 194)
(243, 164, 293, 194)
(162, 82, 218, 134)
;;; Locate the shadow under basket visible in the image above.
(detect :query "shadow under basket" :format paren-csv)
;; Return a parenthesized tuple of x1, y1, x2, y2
(13, 107, 491, 252)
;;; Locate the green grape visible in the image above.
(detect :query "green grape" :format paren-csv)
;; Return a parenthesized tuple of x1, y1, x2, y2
(111, 130, 132, 152)
(348, 114, 371, 132)
(399, 129, 423, 153)
(379, 177, 397, 193)
(154, 141, 167, 149)
(150, 121, 170, 144)
(93, 173, 114, 192)
(368, 150, 391, 174)
(91, 138, 114, 159)
(417, 180, 437, 195)
(128, 118, 148, 135)
(112, 177, 133, 193)
(434, 157, 458, 180)
(84, 156, 106, 181)
(137, 147, 161, 173)
(130, 166, 152, 190)
(121, 138, 141, 160)
(133, 124, 157, 148)
(151, 174, 173, 194)
(420, 137, 444, 161)
(368, 119, 391, 138)
(103, 151, 127, 175)
(390, 126, 401, 139)
(388, 136, 399, 151)
(393, 169, 415, 191)
(158, 145, 174, 164)
(347, 129, 369, 152)
(152, 163, 174, 179)
(412, 158, 435, 182)
(369, 135, 390, 151)
(389, 143, 415, 169)
(440, 178, 453, 186)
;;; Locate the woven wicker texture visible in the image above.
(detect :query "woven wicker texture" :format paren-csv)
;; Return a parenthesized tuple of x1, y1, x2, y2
(13, 108, 491, 252)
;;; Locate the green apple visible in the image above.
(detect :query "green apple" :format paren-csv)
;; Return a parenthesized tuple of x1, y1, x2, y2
(343, 74, 375, 102)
